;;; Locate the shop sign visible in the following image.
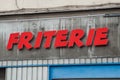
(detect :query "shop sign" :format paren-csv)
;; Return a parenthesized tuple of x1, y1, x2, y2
(7, 27, 108, 50)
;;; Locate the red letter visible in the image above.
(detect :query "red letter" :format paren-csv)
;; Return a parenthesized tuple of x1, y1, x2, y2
(7, 33, 19, 50)
(55, 30, 68, 48)
(18, 32, 33, 50)
(44, 31, 56, 48)
(68, 29, 84, 47)
(94, 27, 109, 46)
(34, 32, 43, 48)
(86, 28, 95, 46)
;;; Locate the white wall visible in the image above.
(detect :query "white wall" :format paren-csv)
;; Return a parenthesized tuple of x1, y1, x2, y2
(0, 0, 120, 11)
(6, 67, 48, 80)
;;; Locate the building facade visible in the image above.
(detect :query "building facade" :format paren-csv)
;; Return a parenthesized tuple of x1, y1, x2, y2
(0, 1, 120, 80)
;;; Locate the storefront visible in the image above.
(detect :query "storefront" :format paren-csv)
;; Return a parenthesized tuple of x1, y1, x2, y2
(0, 8, 119, 80)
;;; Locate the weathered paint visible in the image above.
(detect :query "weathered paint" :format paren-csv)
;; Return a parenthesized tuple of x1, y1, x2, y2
(0, 15, 119, 60)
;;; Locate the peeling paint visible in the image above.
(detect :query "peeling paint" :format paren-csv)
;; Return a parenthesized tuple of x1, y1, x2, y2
(0, 15, 120, 60)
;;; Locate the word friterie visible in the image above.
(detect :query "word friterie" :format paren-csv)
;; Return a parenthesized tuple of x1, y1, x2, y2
(7, 27, 108, 50)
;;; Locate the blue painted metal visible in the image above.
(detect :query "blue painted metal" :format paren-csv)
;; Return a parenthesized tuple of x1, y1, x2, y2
(50, 64, 120, 79)
(49, 65, 51, 80)
(48, 65, 51, 80)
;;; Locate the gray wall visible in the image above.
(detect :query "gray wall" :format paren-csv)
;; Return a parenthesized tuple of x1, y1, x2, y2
(0, 9, 120, 60)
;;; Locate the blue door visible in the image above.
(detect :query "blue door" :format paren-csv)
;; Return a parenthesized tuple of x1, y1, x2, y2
(50, 64, 120, 80)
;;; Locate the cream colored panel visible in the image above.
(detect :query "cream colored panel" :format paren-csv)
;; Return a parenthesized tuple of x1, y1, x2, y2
(12, 68, 17, 80)
(32, 67, 37, 80)
(43, 67, 48, 80)
(27, 60, 32, 65)
(22, 60, 27, 65)
(43, 60, 48, 64)
(22, 67, 27, 80)
(17, 61, 22, 66)
(17, 68, 22, 80)
(48, 60, 53, 64)
(64, 59, 69, 64)
(32, 60, 37, 65)
(53, 60, 58, 64)
(58, 59, 64, 64)
(2, 61, 7, 66)
(6, 68, 12, 80)
(6, 67, 47, 80)
(7, 61, 12, 66)
(38, 67, 42, 80)
(12, 61, 17, 66)
(27, 67, 32, 80)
